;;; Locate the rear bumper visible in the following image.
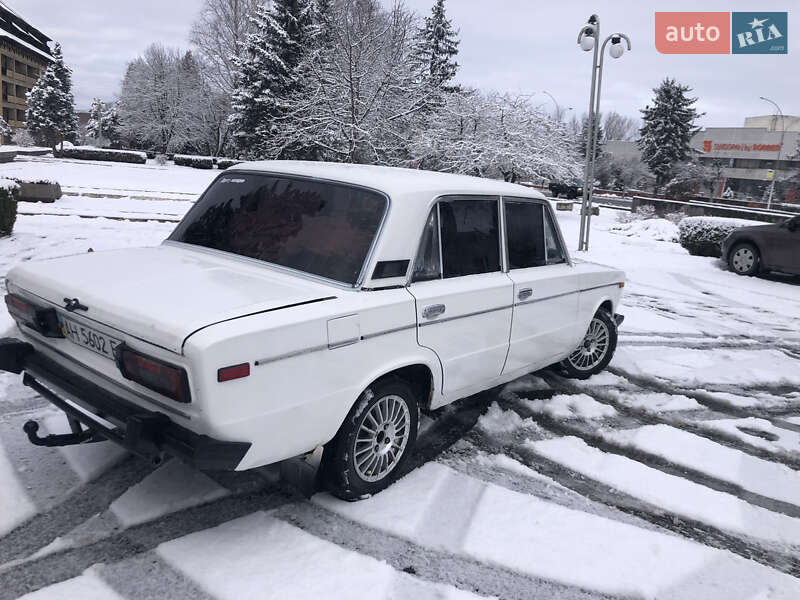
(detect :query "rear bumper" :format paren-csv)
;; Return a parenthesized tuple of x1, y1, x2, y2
(0, 337, 250, 470)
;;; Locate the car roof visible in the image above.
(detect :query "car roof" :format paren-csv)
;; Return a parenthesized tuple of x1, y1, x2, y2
(233, 160, 547, 200)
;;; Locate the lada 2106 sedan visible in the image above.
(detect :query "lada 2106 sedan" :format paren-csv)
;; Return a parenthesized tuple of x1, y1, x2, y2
(0, 162, 624, 499)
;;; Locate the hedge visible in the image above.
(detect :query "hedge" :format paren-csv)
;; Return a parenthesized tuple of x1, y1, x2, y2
(216, 158, 242, 169)
(173, 154, 214, 169)
(0, 179, 19, 235)
(54, 146, 147, 164)
(678, 216, 762, 257)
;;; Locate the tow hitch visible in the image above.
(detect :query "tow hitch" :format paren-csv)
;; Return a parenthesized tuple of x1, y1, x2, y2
(23, 419, 103, 447)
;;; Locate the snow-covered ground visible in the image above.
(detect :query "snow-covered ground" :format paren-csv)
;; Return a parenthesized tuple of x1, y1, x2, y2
(1, 156, 799, 599)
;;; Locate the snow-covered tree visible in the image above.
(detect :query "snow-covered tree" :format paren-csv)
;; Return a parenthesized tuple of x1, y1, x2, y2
(406, 90, 581, 182)
(87, 98, 123, 147)
(578, 113, 603, 160)
(665, 161, 717, 199)
(25, 64, 75, 151)
(262, 0, 430, 164)
(86, 97, 104, 140)
(190, 0, 262, 94)
(0, 115, 11, 141)
(638, 78, 701, 190)
(229, 0, 315, 158)
(48, 42, 78, 143)
(413, 0, 460, 92)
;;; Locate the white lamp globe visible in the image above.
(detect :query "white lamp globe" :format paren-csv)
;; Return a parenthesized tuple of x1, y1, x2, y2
(609, 42, 624, 58)
(580, 35, 595, 51)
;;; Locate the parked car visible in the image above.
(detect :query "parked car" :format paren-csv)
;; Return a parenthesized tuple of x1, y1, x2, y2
(0, 162, 624, 499)
(548, 181, 582, 200)
(722, 215, 800, 276)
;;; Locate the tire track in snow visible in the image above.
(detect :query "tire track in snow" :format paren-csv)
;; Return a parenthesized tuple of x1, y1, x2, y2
(0, 485, 296, 600)
(542, 371, 800, 470)
(274, 501, 617, 600)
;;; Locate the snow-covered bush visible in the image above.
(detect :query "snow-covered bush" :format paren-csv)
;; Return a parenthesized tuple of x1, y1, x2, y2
(12, 128, 35, 147)
(53, 146, 146, 164)
(154, 154, 168, 166)
(216, 158, 241, 169)
(0, 179, 19, 235)
(616, 204, 656, 224)
(609, 218, 678, 242)
(678, 216, 761, 257)
(173, 154, 213, 169)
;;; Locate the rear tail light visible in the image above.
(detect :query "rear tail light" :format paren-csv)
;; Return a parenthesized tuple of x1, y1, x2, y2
(115, 344, 191, 403)
(217, 363, 250, 382)
(4, 294, 63, 338)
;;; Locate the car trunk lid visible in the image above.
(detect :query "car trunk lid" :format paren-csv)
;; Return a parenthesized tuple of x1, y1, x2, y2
(7, 243, 337, 354)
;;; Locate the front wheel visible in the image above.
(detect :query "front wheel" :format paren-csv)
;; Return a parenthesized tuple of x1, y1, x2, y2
(728, 242, 760, 276)
(321, 378, 419, 501)
(559, 310, 618, 379)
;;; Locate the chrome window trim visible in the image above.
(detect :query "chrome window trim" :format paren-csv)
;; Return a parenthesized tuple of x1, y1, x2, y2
(166, 169, 392, 290)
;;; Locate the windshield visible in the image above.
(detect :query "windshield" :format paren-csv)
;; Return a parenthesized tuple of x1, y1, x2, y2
(170, 173, 387, 285)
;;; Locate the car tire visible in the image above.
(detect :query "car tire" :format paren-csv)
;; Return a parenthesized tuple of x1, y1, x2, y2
(728, 242, 760, 276)
(321, 378, 419, 501)
(559, 309, 618, 380)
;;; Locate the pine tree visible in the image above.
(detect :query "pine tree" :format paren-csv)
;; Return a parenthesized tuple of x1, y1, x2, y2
(579, 113, 604, 160)
(414, 0, 460, 92)
(86, 97, 104, 140)
(26, 65, 74, 151)
(48, 42, 78, 144)
(638, 78, 701, 190)
(229, 0, 314, 158)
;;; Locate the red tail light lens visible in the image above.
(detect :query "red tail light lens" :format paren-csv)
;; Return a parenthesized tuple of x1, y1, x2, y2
(116, 346, 191, 403)
(5, 294, 37, 322)
(4, 294, 63, 338)
(217, 363, 250, 382)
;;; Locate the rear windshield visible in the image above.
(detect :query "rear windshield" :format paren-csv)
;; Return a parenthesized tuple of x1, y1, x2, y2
(170, 173, 387, 285)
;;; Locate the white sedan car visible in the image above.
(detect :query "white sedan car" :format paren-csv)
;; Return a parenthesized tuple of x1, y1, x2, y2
(0, 161, 624, 499)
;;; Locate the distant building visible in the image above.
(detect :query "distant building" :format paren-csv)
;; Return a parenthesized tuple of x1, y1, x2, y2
(0, 0, 52, 135)
(692, 115, 800, 202)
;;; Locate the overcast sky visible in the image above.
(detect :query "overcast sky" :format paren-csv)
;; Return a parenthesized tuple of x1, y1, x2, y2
(12, 0, 798, 128)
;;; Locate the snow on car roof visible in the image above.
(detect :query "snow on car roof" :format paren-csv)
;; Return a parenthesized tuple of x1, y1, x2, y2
(233, 160, 546, 200)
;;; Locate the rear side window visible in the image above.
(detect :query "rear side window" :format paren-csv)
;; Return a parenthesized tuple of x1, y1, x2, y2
(505, 201, 545, 269)
(170, 174, 387, 285)
(412, 207, 441, 282)
(544, 210, 566, 264)
(439, 197, 501, 278)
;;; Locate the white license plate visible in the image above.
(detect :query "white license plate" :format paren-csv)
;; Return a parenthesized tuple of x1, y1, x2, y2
(58, 316, 122, 360)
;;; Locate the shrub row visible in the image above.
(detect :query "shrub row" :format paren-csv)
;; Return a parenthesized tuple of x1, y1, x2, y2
(0, 179, 19, 235)
(54, 146, 147, 164)
(216, 158, 242, 169)
(173, 154, 214, 169)
(677, 216, 760, 257)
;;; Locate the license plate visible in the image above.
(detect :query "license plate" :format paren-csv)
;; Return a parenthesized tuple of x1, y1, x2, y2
(58, 315, 122, 360)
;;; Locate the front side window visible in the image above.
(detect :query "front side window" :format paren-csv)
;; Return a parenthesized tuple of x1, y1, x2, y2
(170, 173, 387, 285)
(439, 197, 501, 278)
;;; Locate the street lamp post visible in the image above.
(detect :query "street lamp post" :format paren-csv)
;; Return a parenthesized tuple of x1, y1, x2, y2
(576, 17, 631, 252)
(759, 96, 785, 209)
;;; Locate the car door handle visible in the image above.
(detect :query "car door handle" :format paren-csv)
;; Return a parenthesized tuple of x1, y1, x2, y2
(517, 288, 533, 301)
(422, 304, 446, 319)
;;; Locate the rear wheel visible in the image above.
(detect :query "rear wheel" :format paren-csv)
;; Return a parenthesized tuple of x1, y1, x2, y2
(560, 309, 618, 379)
(321, 378, 419, 501)
(729, 242, 760, 276)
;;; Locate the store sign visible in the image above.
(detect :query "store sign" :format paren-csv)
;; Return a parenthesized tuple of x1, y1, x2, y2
(655, 12, 787, 54)
(703, 140, 782, 152)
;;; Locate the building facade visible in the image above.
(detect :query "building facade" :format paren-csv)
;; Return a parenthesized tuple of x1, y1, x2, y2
(691, 115, 800, 203)
(0, 1, 52, 134)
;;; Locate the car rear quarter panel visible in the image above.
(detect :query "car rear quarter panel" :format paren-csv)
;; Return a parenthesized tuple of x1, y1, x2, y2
(183, 288, 441, 470)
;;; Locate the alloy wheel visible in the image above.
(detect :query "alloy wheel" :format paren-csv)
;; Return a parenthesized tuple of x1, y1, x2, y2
(353, 394, 411, 482)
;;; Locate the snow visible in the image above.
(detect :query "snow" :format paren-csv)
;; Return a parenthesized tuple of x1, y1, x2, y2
(522, 393, 617, 419)
(42, 413, 128, 482)
(605, 390, 702, 412)
(315, 462, 800, 598)
(612, 346, 800, 387)
(608, 424, 800, 506)
(0, 177, 18, 191)
(17, 571, 123, 600)
(530, 436, 800, 549)
(158, 511, 484, 600)
(0, 438, 36, 537)
(476, 401, 533, 434)
(691, 417, 800, 457)
(110, 460, 228, 527)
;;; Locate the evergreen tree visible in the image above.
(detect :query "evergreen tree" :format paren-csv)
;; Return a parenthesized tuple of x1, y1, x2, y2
(579, 113, 603, 160)
(413, 0, 460, 91)
(86, 97, 104, 140)
(26, 65, 75, 151)
(638, 78, 701, 190)
(229, 0, 314, 158)
(48, 42, 78, 143)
